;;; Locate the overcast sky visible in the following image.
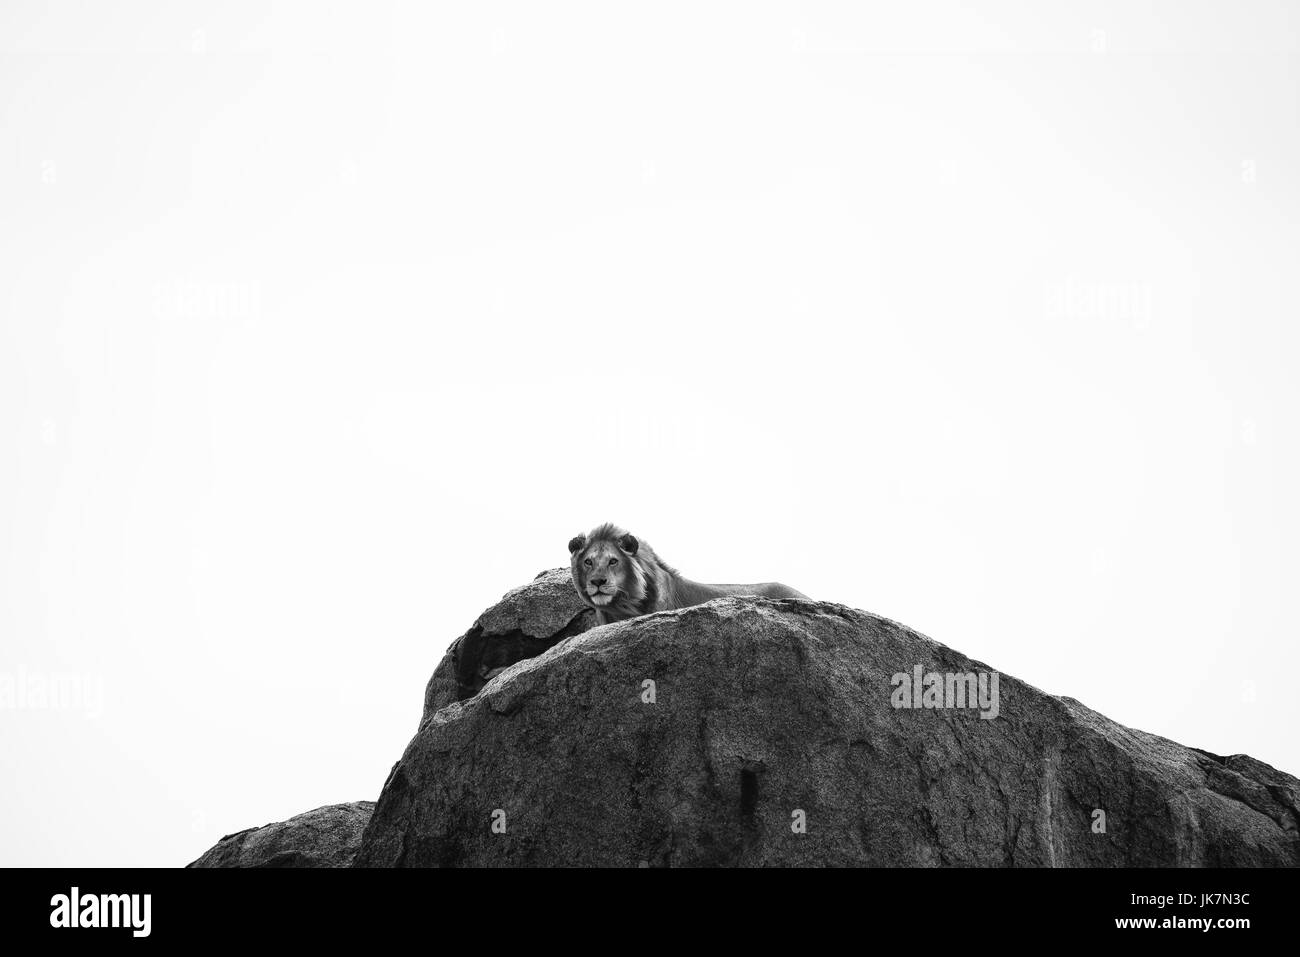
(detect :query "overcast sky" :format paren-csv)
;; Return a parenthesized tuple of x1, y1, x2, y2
(2, 1, 1298, 866)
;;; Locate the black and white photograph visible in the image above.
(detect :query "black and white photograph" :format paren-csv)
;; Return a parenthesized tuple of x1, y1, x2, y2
(1, 0, 1296, 942)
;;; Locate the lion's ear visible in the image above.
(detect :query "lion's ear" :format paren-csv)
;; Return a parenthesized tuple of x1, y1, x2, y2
(567, 534, 586, 555)
(618, 533, 639, 556)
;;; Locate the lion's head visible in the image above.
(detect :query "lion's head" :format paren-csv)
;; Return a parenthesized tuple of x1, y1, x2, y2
(567, 523, 645, 611)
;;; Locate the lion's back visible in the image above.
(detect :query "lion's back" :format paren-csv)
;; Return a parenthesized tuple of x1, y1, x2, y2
(701, 581, 809, 601)
(752, 582, 809, 600)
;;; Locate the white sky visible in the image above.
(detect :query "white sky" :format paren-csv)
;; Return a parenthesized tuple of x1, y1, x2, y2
(2, 1, 1297, 866)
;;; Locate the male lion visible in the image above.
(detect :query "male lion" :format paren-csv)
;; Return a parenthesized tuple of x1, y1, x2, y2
(567, 523, 808, 625)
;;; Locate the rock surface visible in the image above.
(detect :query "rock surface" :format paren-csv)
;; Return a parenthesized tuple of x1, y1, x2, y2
(355, 572, 1300, 867)
(188, 802, 374, 868)
(192, 569, 1300, 867)
(421, 568, 595, 720)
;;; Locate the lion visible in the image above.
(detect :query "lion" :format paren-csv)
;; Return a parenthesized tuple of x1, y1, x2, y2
(567, 523, 808, 625)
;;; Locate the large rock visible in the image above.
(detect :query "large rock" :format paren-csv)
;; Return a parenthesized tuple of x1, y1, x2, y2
(421, 568, 595, 721)
(356, 577, 1300, 867)
(188, 802, 374, 868)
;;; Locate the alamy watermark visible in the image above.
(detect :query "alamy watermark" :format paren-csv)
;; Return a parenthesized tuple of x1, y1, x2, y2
(891, 665, 1000, 719)
(50, 888, 150, 937)
(152, 280, 261, 321)
(1044, 277, 1151, 330)
(0, 667, 104, 718)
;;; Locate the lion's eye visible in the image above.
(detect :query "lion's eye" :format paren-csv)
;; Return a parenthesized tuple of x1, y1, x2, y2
(609, 558, 619, 566)
(583, 558, 592, 567)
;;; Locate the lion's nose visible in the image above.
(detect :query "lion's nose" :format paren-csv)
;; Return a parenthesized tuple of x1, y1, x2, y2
(591, 577, 607, 587)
